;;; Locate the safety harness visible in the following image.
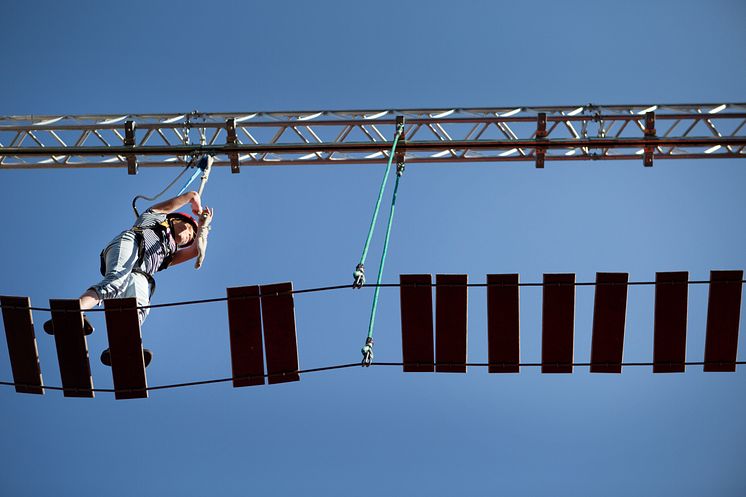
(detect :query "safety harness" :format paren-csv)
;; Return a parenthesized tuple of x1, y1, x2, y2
(98, 218, 176, 298)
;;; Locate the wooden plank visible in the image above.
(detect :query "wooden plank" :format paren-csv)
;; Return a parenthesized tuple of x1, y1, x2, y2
(49, 299, 94, 398)
(1, 296, 44, 394)
(227, 286, 265, 386)
(260, 282, 299, 384)
(103, 298, 148, 400)
(654, 271, 688, 373)
(590, 273, 629, 373)
(487, 274, 520, 373)
(704, 270, 743, 372)
(400, 274, 434, 372)
(435, 274, 468, 373)
(542, 273, 575, 373)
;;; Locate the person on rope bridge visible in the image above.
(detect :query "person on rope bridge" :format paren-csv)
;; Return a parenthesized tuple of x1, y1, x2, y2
(43, 190, 214, 367)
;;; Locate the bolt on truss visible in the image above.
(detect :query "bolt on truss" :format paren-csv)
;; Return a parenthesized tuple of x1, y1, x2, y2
(0, 103, 744, 173)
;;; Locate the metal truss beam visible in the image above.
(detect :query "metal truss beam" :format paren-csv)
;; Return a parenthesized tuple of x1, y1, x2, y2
(1, 103, 744, 173)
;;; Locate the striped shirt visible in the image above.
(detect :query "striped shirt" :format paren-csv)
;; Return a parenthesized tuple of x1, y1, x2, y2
(133, 209, 177, 275)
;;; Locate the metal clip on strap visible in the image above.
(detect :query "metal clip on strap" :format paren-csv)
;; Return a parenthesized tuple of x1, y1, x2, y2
(353, 263, 366, 289)
(396, 153, 405, 177)
(361, 337, 374, 367)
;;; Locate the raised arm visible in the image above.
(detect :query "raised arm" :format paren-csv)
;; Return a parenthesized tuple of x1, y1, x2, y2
(150, 191, 202, 215)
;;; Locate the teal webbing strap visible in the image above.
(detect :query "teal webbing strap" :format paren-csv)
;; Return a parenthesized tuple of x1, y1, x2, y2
(358, 118, 406, 365)
(361, 154, 405, 366)
(366, 171, 402, 341)
(353, 125, 404, 287)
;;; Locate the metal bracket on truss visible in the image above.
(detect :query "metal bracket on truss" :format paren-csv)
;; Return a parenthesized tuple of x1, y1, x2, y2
(535, 112, 548, 168)
(125, 121, 137, 175)
(395, 116, 406, 175)
(643, 111, 656, 167)
(226, 118, 239, 174)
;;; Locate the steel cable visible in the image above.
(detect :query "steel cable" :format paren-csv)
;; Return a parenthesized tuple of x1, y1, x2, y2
(2, 360, 744, 396)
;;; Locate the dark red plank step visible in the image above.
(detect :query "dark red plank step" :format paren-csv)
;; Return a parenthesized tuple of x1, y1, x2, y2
(487, 274, 520, 373)
(590, 273, 629, 373)
(260, 282, 299, 384)
(227, 285, 265, 386)
(1, 296, 44, 394)
(542, 273, 575, 374)
(49, 299, 94, 398)
(104, 298, 148, 400)
(400, 274, 434, 372)
(704, 270, 743, 372)
(435, 274, 468, 373)
(654, 271, 689, 373)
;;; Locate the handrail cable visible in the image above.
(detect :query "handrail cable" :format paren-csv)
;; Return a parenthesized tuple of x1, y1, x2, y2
(1, 278, 744, 314)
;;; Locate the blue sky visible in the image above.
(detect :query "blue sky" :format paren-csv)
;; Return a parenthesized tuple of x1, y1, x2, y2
(1, 1, 745, 496)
